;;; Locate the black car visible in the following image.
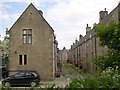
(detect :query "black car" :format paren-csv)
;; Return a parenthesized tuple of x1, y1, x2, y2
(2, 71, 40, 87)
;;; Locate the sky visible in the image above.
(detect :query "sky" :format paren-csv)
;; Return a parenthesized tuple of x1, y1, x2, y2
(0, 0, 120, 49)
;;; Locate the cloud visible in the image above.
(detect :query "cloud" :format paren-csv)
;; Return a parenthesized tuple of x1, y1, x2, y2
(45, 0, 97, 49)
(0, 3, 10, 37)
(0, 0, 120, 49)
(44, 0, 120, 49)
(0, 2, 21, 38)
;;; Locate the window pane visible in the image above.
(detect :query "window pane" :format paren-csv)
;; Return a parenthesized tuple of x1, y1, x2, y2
(28, 29, 32, 34)
(23, 29, 32, 44)
(23, 29, 27, 34)
(28, 35, 32, 44)
(23, 36, 27, 44)
(15, 72, 25, 77)
(24, 55, 27, 65)
(19, 55, 22, 65)
(26, 73, 32, 77)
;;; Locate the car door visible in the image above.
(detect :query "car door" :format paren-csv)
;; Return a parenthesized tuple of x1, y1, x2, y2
(11, 72, 26, 85)
(25, 72, 35, 84)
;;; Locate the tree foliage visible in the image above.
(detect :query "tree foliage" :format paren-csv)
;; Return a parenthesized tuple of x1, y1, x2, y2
(94, 21, 120, 51)
(0, 36, 9, 65)
(94, 20, 120, 72)
(93, 49, 120, 70)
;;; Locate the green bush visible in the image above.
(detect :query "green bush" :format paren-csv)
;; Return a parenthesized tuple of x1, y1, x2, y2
(65, 68, 120, 88)
(93, 49, 120, 71)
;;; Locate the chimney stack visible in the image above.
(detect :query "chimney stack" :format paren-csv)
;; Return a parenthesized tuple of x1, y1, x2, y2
(6, 28, 9, 35)
(75, 39, 78, 44)
(99, 8, 108, 22)
(39, 10, 43, 16)
(71, 45, 72, 49)
(79, 34, 83, 41)
(86, 24, 91, 34)
(73, 42, 75, 45)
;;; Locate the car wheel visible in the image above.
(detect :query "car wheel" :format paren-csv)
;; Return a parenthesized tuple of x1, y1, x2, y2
(30, 82, 36, 87)
(5, 82, 11, 87)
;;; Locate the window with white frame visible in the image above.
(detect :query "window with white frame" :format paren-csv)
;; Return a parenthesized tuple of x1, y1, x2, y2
(23, 29, 32, 44)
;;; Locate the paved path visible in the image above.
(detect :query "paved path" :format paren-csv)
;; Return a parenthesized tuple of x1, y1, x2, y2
(40, 62, 87, 88)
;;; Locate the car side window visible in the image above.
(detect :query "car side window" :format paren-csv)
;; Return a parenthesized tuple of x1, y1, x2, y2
(26, 73, 34, 77)
(15, 72, 26, 77)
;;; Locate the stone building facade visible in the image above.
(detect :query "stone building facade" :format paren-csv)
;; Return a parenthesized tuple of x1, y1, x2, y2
(8, 3, 58, 81)
(59, 47, 68, 63)
(68, 3, 120, 73)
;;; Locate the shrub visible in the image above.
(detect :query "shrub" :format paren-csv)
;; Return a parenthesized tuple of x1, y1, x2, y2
(65, 68, 120, 89)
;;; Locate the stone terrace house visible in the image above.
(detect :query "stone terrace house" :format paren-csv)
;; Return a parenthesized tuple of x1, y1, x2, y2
(68, 3, 120, 73)
(8, 3, 58, 81)
(59, 47, 68, 63)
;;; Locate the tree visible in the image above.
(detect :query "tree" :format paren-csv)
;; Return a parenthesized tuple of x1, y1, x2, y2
(94, 21, 120, 51)
(94, 21, 120, 72)
(94, 49, 120, 70)
(0, 34, 9, 65)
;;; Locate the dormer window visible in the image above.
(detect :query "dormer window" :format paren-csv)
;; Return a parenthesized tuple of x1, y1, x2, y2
(23, 29, 32, 44)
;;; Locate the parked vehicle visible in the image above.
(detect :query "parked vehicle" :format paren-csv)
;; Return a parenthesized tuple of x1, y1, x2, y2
(2, 71, 40, 87)
(0, 66, 8, 78)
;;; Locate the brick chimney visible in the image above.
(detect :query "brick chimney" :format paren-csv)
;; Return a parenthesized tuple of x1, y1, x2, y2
(99, 8, 108, 22)
(86, 24, 91, 34)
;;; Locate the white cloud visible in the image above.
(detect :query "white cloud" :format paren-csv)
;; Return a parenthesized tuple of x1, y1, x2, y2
(0, 0, 120, 49)
(1, 14, 9, 20)
(0, 2, 21, 38)
(44, 0, 120, 49)
(0, 3, 9, 37)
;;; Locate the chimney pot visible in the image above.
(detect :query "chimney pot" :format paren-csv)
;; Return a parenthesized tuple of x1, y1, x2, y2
(71, 45, 72, 48)
(87, 24, 89, 27)
(104, 8, 106, 11)
(75, 39, 78, 44)
(79, 34, 83, 40)
(86, 24, 91, 34)
(39, 10, 43, 15)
